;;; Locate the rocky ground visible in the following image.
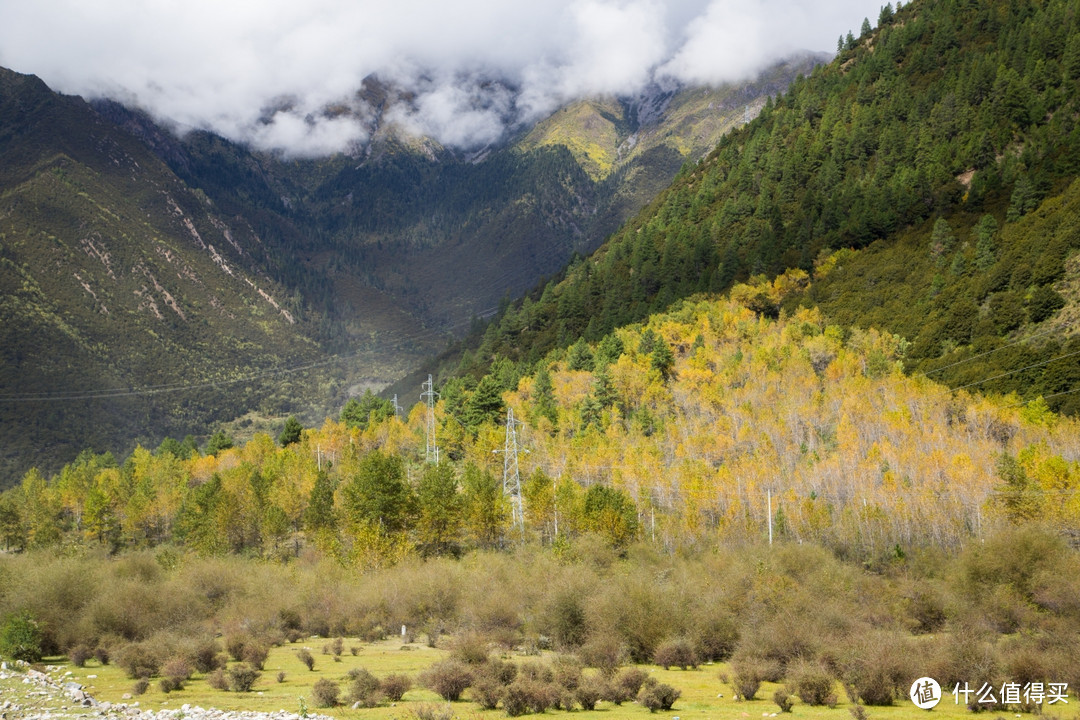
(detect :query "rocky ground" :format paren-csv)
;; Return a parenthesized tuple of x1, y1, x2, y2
(0, 662, 331, 720)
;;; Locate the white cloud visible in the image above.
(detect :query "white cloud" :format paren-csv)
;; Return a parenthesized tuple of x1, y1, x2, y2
(0, 0, 883, 154)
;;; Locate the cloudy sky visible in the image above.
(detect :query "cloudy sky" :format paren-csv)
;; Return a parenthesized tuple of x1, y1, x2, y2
(0, 0, 885, 155)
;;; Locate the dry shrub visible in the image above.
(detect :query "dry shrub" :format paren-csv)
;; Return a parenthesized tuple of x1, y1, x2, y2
(577, 633, 624, 676)
(350, 645, 360, 656)
(842, 632, 916, 706)
(518, 661, 554, 684)
(227, 663, 260, 692)
(93, 646, 110, 665)
(926, 630, 998, 688)
(132, 678, 149, 696)
(692, 608, 739, 662)
(382, 672, 413, 701)
(331, 636, 344, 656)
(207, 668, 229, 691)
(312, 677, 340, 708)
(276, 671, 286, 683)
(347, 667, 382, 707)
(69, 644, 93, 668)
(116, 643, 160, 679)
(614, 667, 648, 697)
(449, 632, 490, 665)
(731, 657, 773, 700)
(469, 677, 503, 710)
(159, 677, 180, 693)
(575, 675, 604, 710)
(552, 654, 583, 690)
(162, 657, 192, 683)
(421, 658, 473, 701)
(653, 638, 698, 670)
(296, 647, 315, 671)
(190, 638, 222, 673)
(478, 657, 517, 686)
(637, 679, 680, 712)
(787, 659, 834, 705)
(503, 678, 557, 716)
(243, 641, 269, 670)
(225, 633, 249, 662)
(408, 704, 455, 720)
(773, 688, 794, 713)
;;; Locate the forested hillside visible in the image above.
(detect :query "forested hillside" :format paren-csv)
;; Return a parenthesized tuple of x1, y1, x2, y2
(425, 0, 1080, 414)
(4, 291, 1077, 562)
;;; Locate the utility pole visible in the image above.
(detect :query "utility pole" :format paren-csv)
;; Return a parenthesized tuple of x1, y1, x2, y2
(495, 407, 525, 537)
(767, 488, 773, 546)
(421, 375, 440, 464)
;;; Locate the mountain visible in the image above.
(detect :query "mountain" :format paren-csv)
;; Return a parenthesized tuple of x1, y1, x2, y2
(0, 59, 819, 487)
(419, 0, 1080, 415)
(0, 67, 346, 485)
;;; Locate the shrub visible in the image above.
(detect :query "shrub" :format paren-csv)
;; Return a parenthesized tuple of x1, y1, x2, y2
(162, 657, 193, 684)
(331, 637, 344, 657)
(788, 660, 834, 706)
(381, 673, 413, 701)
(575, 677, 604, 710)
(519, 660, 554, 684)
(408, 703, 455, 720)
(228, 663, 260, 693)
(577, 634, 623, 676)
(653, 638, 698, 670)
(421, 659, 473, 701)
(469, 676, 503, 710)
(773, 688, 794, 713)
(93, 646, 110, 665)
(0, 612, 44, 664)
(312, 678, 340, 708)
(449, 633, 490, 665)
(849, 705, 869, 720)
(347, 667, 382, 707)
(614, 666, 648, 697)
(504, 679, 556, 715)
(602, 680, 634, 705)
(159, 677, 180, 693)
(117, 643, 160, 679)
(191, 639, 222, 673)
(69, 644, 93, 668)
(842, 633, 915, 706)
(480, 657, 517, 686)
(693, 609, 739, 662)
(350, 646, 360, 656)
(132, 679, 149, 696)
(637, 680, 680, 712)
(225, 633, 249, 662)
(277, 671, 286, 683)
(207, 668, 229, 691)
(731, 657, 774, 700)
(552, 654, 583, 690)
(297, 648, 315, 671)
(243, 642, 269, 670)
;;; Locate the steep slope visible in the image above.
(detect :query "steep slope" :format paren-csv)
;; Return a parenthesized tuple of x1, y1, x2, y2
(102, 59, 820, 332)
(0, 68, 328, 484)
(422, 0, 1080, 414)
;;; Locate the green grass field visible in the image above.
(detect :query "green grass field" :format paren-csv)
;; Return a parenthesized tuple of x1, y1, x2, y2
(48, 637, 1043, 720)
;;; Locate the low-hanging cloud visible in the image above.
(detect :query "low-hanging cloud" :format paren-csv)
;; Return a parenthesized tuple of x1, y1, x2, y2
(0, 0, 883, 156)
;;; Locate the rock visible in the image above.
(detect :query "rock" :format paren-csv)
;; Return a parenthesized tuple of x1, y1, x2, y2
(123, 693, 132, 700)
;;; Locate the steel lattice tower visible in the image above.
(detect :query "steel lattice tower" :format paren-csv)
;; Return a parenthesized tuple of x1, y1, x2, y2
(421, 374, 440, 464)
(501, 407, 524, 535)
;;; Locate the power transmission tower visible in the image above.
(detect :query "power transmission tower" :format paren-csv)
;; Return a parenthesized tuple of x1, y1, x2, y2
(744, 104, 751, 125)
(392, 394, 403, 419)
(495, 407, 525, 536)
(421, 375, 440, 464)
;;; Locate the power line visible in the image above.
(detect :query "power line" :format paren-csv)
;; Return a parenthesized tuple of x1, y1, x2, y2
(955, 347, 1080, 392)
(922, 323, 1071, 376)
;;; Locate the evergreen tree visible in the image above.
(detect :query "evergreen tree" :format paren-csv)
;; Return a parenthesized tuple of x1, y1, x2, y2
(304, 471, 338, 533)
(205, 430, 235, 456)
(595, 333, 625, 367)
(532, 364, 558, 428)
(860, 17, 872, 38)
(462, 375, 505, 431)
(566, 338, 594, 371)
(415, 463, 462, 557)
(342, 451, 415, 534)
(651, 341, 676, 380)
(592, 365, 618, 408)
(341, 390, 393, 430)
(278, 416, 304, 447)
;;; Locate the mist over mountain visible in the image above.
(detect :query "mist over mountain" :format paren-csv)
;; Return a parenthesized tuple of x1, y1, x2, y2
(0, 0, 881, 155)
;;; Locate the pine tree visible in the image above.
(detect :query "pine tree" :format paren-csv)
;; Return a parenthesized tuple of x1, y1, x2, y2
(278, 416, 303, 447)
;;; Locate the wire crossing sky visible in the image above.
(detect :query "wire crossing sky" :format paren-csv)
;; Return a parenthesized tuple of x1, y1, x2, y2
(0, 0, 883, 155)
